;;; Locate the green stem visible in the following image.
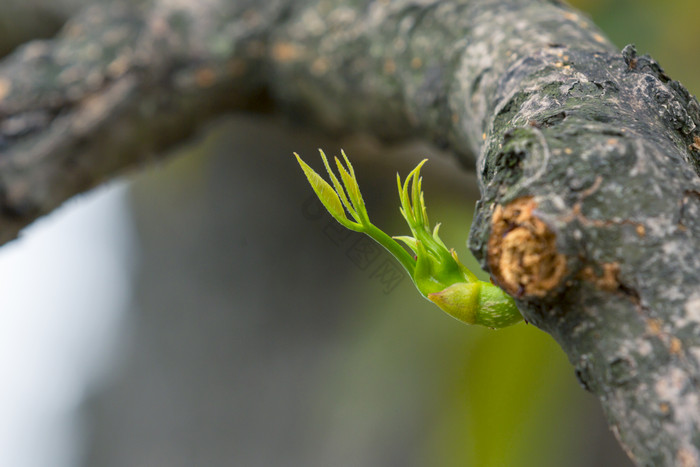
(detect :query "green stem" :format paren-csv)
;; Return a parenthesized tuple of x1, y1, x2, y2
(365, 223, 416, 276)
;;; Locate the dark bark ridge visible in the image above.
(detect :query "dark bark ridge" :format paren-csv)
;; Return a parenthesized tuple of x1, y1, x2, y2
(1, 0, 699, 465)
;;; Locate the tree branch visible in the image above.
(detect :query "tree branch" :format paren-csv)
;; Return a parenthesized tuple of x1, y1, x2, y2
(0, 0, 283, 243)
(1, 0, 699, 464)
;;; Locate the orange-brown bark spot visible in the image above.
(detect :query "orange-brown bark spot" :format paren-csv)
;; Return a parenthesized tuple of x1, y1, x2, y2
(579, 262, 620, 292)
(593, 33, 607, 44)
(272, 42, 301, 62)
(669, 337, 682, 355)
(677, 448, 699, 467)
(646, 318, 663, 335)
(488, 197, 567, 297)
(690, 135, 700, 152)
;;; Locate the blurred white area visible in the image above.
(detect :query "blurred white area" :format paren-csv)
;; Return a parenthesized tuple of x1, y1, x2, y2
(0, 181, 135, 467)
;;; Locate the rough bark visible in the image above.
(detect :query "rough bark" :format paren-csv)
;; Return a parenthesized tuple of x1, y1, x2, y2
(1, 0, 699, 465)
(0, 0, 282, 244)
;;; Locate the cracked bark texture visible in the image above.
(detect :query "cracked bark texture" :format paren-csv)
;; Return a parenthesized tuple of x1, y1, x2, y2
(1, 0, 700, 465)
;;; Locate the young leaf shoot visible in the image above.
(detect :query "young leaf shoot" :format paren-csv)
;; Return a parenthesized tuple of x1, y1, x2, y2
(295, 150, 522, 328)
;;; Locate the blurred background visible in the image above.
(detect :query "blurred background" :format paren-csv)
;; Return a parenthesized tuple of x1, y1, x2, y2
(1, 0, 697, 466)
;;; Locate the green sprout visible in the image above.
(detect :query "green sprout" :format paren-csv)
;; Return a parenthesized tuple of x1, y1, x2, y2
(294, 149, 522, 328)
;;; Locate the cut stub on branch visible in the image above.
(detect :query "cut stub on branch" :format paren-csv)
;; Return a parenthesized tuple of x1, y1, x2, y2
(487, 196, 567, 298)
